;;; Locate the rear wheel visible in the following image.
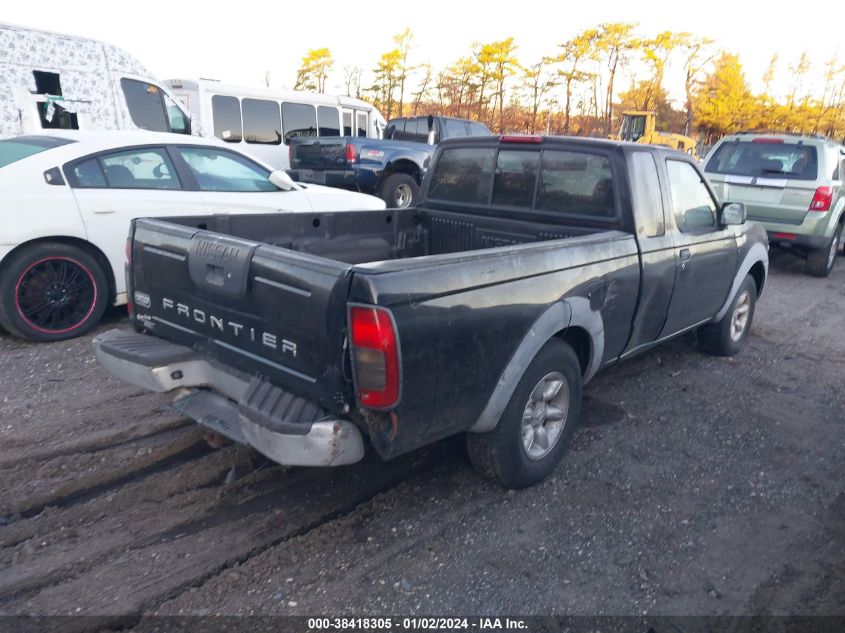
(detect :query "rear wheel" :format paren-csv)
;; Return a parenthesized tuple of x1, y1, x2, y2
(0, 243, 108, 342)
(466, 339, 582, 489)
(805, 225, 841, 277)
(380, 173, 419, 209)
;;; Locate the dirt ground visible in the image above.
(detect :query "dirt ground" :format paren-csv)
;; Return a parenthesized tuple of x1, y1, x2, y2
(0, 248, 842, 624)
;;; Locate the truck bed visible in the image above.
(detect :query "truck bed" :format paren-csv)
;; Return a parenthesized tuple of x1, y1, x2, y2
(159, 206, 607, 265)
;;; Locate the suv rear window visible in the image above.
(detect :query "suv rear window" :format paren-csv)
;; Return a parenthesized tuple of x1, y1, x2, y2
(0, 136, 75, 168)
(706, 141, 818, 180)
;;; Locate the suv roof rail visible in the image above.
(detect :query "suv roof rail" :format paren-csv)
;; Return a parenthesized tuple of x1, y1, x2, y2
(733, 130, 832, 141)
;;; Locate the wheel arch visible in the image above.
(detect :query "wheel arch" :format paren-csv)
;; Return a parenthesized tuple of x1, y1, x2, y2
(0, 237, 116, 305)
(469, 298, 604, 433)
(380, 158, 423, 185)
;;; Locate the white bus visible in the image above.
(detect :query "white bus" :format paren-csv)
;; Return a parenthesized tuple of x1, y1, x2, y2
(165, 78, 385, 170)
(0, 23, 192, 138)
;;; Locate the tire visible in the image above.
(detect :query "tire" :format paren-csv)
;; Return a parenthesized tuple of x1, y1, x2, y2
(466, 339, 583, 489)
(697, 275, 756, 356)
(0, 243, 109, 342)
(380, 173, 419, 209)
(805, 225, 841, 277)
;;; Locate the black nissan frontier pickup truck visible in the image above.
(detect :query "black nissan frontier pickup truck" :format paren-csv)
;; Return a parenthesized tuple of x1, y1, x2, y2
(94, 135, 769, 488)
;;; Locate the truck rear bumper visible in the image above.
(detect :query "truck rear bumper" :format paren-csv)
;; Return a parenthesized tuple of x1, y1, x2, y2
(93, 329, 365, 467)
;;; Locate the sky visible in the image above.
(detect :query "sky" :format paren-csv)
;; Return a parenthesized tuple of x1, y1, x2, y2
(3, 0, 842, 107)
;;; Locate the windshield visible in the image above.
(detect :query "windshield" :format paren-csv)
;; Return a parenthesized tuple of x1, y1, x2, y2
(706, 141, 819, 180)
(0, 136, 75, 169)
(620, 115, 645, 142)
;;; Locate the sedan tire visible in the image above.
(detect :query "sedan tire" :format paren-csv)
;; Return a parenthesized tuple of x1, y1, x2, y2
(0, 243, 109, 342)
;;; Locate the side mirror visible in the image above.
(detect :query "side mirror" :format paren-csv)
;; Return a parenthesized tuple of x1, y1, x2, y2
(270, 170, 297, 191)
(720, 201, 746, 226)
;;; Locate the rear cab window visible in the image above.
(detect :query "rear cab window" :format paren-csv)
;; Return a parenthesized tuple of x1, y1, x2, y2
(706, 140, 819, 181)
(0, 136, 75, 168)
(428, 143, 618, 221)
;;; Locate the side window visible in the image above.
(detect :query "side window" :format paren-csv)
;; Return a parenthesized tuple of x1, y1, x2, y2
(70, 158, 107, 188)
(629, 151, 665, 237)
(537, 150, 616, 218)
(427, 147, 496, 205)
(356, 111, 368, 137)
(102, 149, 180, 189)
(163, 92, 190, 135)
(72, 148, 181, 190)
(211, 95, 242, 143)
(666, 160, 718, 232)
(343, 111, 353, 136)
(121, 79, 169, 132)
(317, 106, 341, 137)
(179, 146, 276, 192)
(242, 98, 281, 145)
(444, 119, 469, 139)
(492, 149, 539, 208)
(281, 103, 317, 144)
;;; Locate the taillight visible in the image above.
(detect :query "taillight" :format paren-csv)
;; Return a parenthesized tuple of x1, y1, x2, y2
(349, 306, 400, 409)
(500, 135, 543, 144)
(345, 142, 358, 163)
(809, 186, 833, 212)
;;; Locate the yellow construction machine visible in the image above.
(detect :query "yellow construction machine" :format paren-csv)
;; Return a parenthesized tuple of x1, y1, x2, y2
(615, 111, 697, 155)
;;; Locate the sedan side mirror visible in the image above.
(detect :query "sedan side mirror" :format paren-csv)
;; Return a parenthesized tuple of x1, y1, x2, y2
(720, 202, 746, 226)
(270, 170, 297, 191)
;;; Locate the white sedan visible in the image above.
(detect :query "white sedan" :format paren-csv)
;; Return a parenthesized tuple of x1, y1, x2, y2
(0, 131, 385, 341)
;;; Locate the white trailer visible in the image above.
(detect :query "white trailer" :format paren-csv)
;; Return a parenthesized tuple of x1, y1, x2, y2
(0, 22, 192, 138)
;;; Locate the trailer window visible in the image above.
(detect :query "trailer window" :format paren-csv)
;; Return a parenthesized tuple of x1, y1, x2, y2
(343, 111, 353, 136)
(242, 98, 281, 145)
(212, 95, 242, 143)
(318, 106, 340, 137)
(428, 147, 495, 205)
(121, 79, 169, 132)
(536, 150, 616, 218)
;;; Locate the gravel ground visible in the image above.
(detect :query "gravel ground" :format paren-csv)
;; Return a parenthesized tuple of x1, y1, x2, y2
(0, 248, 842, 624)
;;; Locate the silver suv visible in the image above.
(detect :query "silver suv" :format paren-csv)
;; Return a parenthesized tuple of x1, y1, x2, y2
(704, 133, 844, 276)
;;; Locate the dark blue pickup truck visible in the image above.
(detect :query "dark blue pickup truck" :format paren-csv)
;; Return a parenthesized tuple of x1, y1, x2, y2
(287, 115, 490, 208)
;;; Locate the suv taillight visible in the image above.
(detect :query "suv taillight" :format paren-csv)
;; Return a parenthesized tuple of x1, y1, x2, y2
(345, 142, 358, 163)
(809, 186, 833, 212)
(349, 306, 400, 409)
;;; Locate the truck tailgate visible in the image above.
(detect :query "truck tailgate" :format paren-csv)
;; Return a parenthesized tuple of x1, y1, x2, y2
(289, 138, 349, 170)
(129, 218, 354, 412)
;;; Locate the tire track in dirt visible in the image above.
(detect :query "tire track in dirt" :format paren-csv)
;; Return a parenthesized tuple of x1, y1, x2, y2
(1, 439, 462, 620)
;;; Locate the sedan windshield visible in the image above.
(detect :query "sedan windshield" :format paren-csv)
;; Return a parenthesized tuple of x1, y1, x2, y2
(0, 136, 75, 169)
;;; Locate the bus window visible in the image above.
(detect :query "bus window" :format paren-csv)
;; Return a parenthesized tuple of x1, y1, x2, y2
(356, 111, 368, 137)
(282, 103, 317, 143)
(211, 95, 242, 142)
(318, 106, 340, 137)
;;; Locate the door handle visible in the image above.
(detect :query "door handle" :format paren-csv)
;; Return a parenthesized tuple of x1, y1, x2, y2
(92, 207, 116, 214)
(679, 248, 691, 261)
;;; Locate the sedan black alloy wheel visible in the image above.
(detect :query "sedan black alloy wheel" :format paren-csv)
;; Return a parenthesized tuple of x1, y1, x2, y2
(15, 257, 97, 334)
